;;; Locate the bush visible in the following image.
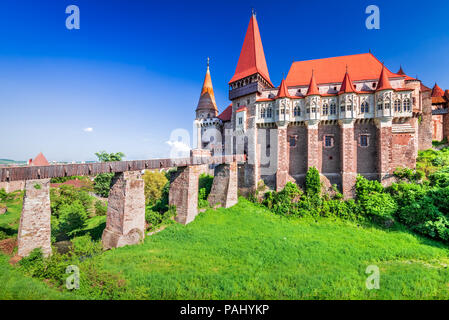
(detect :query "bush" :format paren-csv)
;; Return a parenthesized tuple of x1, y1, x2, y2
(71, 234, 102, 257)
(94, 200, 107, 216)
(57, 201, 88, 238)
(143, 170, 169, 206)
(262, 182, 303, 216)
(50, 185, 93, 219)
(145, 205, 176, 231)
(305, 167, 321, 196)
(93, 151, 125, 197)
(355, 175, 396, 223)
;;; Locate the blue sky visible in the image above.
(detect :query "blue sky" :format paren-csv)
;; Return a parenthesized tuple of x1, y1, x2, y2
(0, 0, 448, 162)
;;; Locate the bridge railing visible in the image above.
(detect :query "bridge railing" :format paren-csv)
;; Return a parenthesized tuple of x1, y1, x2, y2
(0, 154, 245, 182)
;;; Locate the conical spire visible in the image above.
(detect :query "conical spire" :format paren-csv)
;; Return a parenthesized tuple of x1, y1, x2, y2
(229, 13, 272, 86)
(431, 83, 445, 97)
(376, 64, 393, 91)
(397, 65, 405, 75)
(30, 152, 49, 166)
(338, 67, 356, 94)
(276, 77, 291, 98)
(196, 57, 218, 115)
(306, 70, 320, 96)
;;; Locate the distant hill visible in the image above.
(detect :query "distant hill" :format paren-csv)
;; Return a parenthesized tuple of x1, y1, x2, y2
(0, 159, 26, 165)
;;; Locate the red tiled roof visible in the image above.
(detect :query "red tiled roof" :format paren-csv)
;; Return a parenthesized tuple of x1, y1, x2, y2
(236, 106, 247, 112)
(30, 152, 49, 166)
(286, 53, 402, 86)
(196, 61, 218, 113)
(306, 71, 320, 96)
(338, 71, 355, 94)
(432, 96, 447, 104)
(397, 66, 405, 75)
(257, 98, 275, 102)
(217, 104, 232, 122)
(421, 83, 432, 92)
(376, 65, 393, 91)
(276, 78, 292, 98)
(431, 83, 445, 97)
(229, 14, 272, 86)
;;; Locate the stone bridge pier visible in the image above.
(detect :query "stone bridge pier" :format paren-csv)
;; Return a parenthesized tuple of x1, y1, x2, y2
(169, 158, 239, 224)
(102, 171, 146, 250)
(8, 154, 242, 257)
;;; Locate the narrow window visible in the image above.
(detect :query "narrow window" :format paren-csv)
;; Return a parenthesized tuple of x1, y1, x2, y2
(404, 98, 411, 111)
(238, 117, 243, 125)
(330, 103, 336, 114)
(322, 104, 329, 115)
(394, 99, 401, 112)
(289, 136, 297, 147)
(267, 108, 272, 118)
(324, 136, 333, 148)
(360, 135, 369, 147)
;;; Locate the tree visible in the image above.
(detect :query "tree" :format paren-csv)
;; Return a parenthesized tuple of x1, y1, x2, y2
(143, 170, 169, 205)
(57, 201, 88, 238)
(93, 151, 125, 197)
(305, 167, 321, 196)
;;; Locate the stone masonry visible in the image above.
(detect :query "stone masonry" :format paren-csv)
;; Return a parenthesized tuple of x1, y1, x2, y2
(169, 164, 207, 224)
(102, 171, 146, 250)
(340, 120, 357, 198)
(208, 161, 238, 208)
(17, 179, 52, 257)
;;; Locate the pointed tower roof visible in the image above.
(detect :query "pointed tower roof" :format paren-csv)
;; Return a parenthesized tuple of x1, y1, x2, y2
(276, 78, 292, 98)
(431, 83, 445, 97)
(196, 58, 218, 113)
(338, 68, 356, 94)
(397, 66, 405, 75)
(229, 13, 272, 86)
(30, 152, 49, 166)
(306, 71, 320, 96)
(376, 64, 393, 91)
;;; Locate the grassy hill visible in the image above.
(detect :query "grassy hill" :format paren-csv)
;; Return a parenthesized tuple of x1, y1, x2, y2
(1, 197, 448, 299)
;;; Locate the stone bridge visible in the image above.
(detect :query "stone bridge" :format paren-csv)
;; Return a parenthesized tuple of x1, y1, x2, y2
(0, 151, 244, 257)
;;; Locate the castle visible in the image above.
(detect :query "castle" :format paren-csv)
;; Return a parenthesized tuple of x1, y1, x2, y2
(194, 13, 449, 197)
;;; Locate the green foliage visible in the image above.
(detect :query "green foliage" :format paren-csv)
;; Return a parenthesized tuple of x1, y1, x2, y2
(355, 175, 397, 223)
(57, 201, 88, 238)
(33, 183, 41, 190)
(432, 137, 448, 147)
(143, 170, 169, 206)
(71, 234, 103, 257)
(393, 167, 424, 182)
(94, 200, 107, 216)
(145, 205, 176, 231)
(428, 167, 449, 188)
(93, 151, 125, 197)
(50, 176, 89, 183)
(197, 174, 213, 209)
(50, 185, 93, 219)
(305, 166, 321, 196)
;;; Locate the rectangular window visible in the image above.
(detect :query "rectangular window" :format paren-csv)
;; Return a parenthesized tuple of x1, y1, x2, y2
(360, 135, 368, 147)
(289, 136, 297, 147)
(238, 118, 243, 125)
(324, 136, 333, 148)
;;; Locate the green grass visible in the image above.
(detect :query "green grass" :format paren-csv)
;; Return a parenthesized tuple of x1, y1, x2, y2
(80, 198, 449, 299)
(1, 198, 449, 299)
(0, 194, 23, 239)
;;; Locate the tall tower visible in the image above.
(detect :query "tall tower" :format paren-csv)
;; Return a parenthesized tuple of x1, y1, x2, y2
(228, 12, 273, 192)
(196, 57, 218, 119)
(195, 58, 221, 150)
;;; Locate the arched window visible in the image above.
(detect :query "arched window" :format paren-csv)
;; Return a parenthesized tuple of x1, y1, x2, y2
(404, 98, 411, 111)
(322, 103, 329, 115)
(394, 99, 401, 112)
(377, 101, 383, 111)
(260, 107, 266, 118)
(294, 106, 300, 117)
(330, 103, 336, 115)
(361, 101, 369, 113)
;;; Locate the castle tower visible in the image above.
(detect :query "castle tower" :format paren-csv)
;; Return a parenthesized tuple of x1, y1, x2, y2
(228, 12, 273, 192)
(196, 57, 218, 120)
(194, 59, 221, 151)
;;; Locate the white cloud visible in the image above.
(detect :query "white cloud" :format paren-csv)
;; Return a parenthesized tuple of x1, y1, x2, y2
(166, 140, 191, 158)
(83, 127, 93, 132)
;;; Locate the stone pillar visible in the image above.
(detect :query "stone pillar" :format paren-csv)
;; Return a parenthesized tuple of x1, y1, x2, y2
(444, 112, 449, 141)
(102, 171, 145, 250)
(306, 120, 320, 169)
(275, 124, 290, 191)
(17, 179, 52, 257)
(208, 161, 238, 208)
(339, 120, 357, 198)
(418, 89, 433, 150)
(375, 117, 393, 184)
(169, 165, 206, 225)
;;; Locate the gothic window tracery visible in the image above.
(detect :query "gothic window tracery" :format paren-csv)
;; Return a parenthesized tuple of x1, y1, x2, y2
(394, 99, 401, 112)
(322, 103, 329, 115)
(361, 101, 369, 113)
(404, 98, 411, 112)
